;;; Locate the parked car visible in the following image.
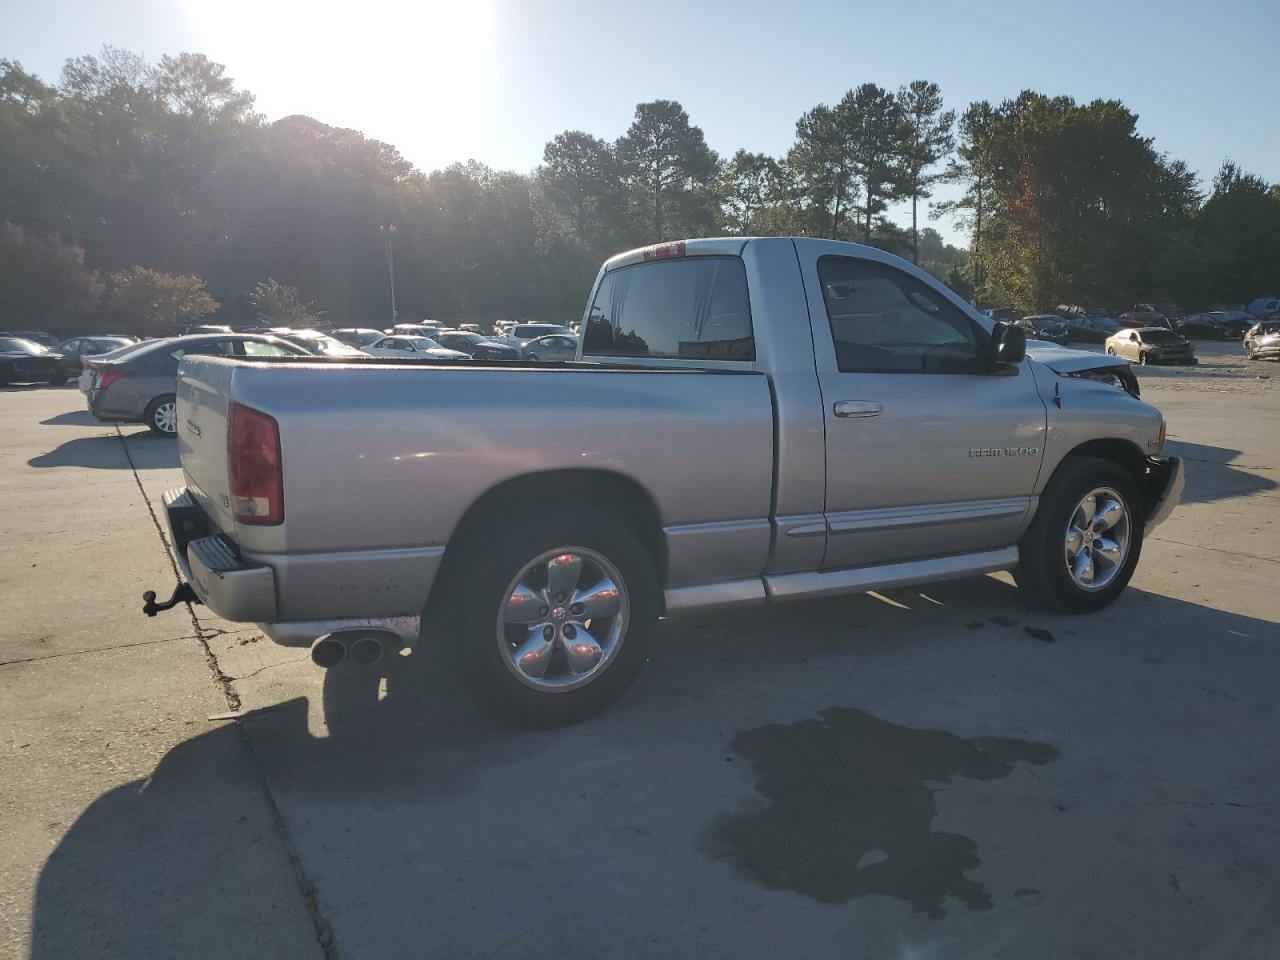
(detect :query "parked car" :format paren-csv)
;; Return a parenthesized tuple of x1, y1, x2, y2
(1105, 327, 1196, 365)
(1244, 321, 1280, 361)
(981, 307, 1023, 323)
(1176, 312, 1245, 339)
(523, 334, 580, 361)
(1055, 305, 1111, 320)
(55, 336, 137, 373)
(1066, 315, 1122, 343)
(1244, 297, 1280, 319)
(361, 335, 471, 360)
(434, 331, 520, 360)
(148, 236, 1183, 727)
(1015, 314, 1070, 345)
(0, 330, 60, 349)
(389, 323, 443, 339)
(329, 327, 388, 348)
(0, 337, 68, 386)
(83, 333, 308, 435)
(494, 322, 576, 350)
(267, 329, 367, 357)
(1115, 309, 1172, 331)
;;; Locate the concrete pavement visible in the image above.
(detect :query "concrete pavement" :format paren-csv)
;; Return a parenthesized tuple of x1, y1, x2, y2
(2, 340, 1278, 958)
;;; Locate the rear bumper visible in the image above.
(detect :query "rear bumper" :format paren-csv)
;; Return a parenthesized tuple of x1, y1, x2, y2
(163, 488, 278, 621)
(1144, 456, 1184, 531)
(158, 487, 428, 647)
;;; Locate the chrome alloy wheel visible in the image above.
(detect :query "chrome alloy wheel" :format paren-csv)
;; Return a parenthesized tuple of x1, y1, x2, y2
(1064, 487, 1131, 591)
(154, 400, 177, 434)
(498, 547, 628, 692)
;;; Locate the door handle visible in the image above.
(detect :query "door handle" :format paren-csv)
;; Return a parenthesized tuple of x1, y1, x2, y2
(833, 400, 883, 419)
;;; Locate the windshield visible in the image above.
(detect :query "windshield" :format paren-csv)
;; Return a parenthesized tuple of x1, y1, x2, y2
(0, 337, 45, 353)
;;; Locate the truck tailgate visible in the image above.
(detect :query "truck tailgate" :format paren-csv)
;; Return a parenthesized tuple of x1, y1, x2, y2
(176, 358, 237, 534)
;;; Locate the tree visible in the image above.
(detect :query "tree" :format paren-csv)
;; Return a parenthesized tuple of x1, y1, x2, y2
(106, 267, 217, 335)
(249, 278, 315, 327)
(615, 100, 719, 240)
(152, 53, 255, 123)
(844, 83, 909, 244)
(935, 101, 997, 290)
(896, 81, 955, 264)
(536, 131, 623, 252)
(717, 150, 783, 235)
(785, 104, 858, 239)
(0, 223, 103, 335)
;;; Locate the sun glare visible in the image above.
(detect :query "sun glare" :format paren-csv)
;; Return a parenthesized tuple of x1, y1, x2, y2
(187, 0, 495, 167)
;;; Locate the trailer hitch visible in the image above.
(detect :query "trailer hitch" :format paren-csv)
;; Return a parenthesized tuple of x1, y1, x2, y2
(142, 582, 202, 617)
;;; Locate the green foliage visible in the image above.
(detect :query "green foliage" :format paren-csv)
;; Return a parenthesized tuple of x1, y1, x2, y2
(616, 100, 719, 241)
(0, 223, 103, 335)
(2, 47, 1277, 331)
(897, 81, 955, 264)
(249, 279, 315, 327)
(106, 267, 217, 335)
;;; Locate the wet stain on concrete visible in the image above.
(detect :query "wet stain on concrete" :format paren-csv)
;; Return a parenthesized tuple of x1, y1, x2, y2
(703, 707, 1058, 918)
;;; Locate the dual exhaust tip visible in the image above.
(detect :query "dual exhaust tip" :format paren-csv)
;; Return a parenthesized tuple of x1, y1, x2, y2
(310, 631, 395, 668)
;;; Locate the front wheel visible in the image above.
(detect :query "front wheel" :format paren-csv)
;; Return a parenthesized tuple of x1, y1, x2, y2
(439, 506, 659, 727)
(1015, 456, 1143, 613)
(145, 394, 178, 436)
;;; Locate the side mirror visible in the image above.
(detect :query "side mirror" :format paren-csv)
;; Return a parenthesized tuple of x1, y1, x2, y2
(992, 320, 1026, 364)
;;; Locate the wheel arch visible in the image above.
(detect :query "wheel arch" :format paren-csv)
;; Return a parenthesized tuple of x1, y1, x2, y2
(425, 468, 667, 617)
(1046, 438, 1160, 517)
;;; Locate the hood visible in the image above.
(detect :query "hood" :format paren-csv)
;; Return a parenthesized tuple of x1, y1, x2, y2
(1025, 342, 1130, 375)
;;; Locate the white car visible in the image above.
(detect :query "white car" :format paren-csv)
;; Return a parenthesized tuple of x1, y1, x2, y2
(494, 323, 576, 350)
(362, 335, 470, 360)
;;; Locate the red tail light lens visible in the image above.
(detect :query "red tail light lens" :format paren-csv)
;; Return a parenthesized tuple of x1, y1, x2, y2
(227, 402, 283, 525)
(96, 369, 125, 390)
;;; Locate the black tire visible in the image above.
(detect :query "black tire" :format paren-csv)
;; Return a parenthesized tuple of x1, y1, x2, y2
(438, 506, 659, 728)
(1015, 455, 1143, 614)
(144, 394, 178, 436)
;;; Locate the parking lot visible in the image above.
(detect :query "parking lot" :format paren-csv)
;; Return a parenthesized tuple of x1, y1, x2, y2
(1, 340, 1277, 959)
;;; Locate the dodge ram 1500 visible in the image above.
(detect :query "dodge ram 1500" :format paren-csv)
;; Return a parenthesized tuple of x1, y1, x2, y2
(145, 237, 1184, 726)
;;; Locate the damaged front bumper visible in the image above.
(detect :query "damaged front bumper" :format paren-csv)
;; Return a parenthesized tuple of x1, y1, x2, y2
(1144, 456, 1185, 531)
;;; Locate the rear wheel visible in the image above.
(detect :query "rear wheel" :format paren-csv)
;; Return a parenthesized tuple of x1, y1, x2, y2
(438, 506, 659, 727)
(1015, 455, 1143, 613)
(145, 394, 178, 436)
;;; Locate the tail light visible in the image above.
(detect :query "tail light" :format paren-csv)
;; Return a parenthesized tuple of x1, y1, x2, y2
(227, 402, 283, 525)
(96, 369, 125, 390)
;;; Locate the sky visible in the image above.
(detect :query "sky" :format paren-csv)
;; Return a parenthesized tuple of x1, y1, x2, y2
(5, 0, 1278, 247)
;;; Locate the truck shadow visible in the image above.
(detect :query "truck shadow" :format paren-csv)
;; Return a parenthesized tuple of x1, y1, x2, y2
(1163, 438, 1274, 504)
(30, 577, 1280, 957)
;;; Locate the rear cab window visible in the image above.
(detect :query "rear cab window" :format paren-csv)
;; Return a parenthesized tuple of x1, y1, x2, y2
(583, 256, 754, 362)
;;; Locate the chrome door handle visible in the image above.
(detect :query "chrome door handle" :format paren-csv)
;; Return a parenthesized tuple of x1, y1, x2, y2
(833, 401, 883, 419)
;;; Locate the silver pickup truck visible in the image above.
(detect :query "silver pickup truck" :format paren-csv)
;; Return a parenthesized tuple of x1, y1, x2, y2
(146, 237, 1184, 726)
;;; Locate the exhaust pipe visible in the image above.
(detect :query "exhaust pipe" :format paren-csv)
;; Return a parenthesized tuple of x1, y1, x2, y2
(349, 635, 385, 666)
(311, 636, 347, 668)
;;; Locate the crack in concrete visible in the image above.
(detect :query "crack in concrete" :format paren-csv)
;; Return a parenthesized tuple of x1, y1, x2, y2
(227, 654, 311, 682)
(115, 428, 338, 959)
(1149, 535, 1280, 565)
(0, 634, 185, 668)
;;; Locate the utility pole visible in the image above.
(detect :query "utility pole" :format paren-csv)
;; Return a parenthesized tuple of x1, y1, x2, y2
(381, 224, 398, 325)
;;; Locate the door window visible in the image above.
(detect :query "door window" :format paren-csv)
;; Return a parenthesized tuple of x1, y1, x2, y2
(817, 256, 983, 374)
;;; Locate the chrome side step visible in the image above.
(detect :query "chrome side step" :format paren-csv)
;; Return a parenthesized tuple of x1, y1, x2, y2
(764, 546, 1018, 603)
